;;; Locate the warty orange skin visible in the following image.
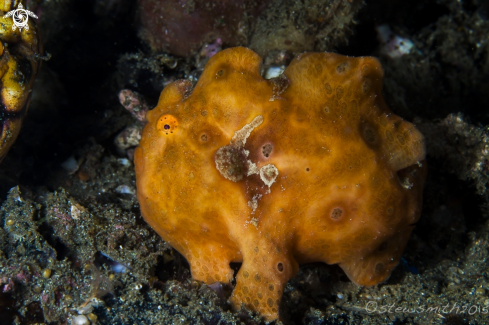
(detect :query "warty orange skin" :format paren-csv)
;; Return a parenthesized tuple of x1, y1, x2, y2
(135, 47, 426, 321)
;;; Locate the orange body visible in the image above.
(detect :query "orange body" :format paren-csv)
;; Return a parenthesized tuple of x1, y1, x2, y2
(135, 47, 426, 321)
(0, 0, 41, 163)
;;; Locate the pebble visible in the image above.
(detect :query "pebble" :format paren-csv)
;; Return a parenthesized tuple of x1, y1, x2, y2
(60, 156, 80, 174)
(117, 158, 131, 167)
(87, 313, 98, 322)
(72, 315, 89, 325)
(114, 185, 135, 195)
(42, 269, 52, 278)
(265, 66, 285, 79)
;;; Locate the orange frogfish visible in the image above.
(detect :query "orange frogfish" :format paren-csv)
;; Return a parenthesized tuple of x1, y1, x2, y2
(0, 0, 41, 163)
(134, 47, 426, 321)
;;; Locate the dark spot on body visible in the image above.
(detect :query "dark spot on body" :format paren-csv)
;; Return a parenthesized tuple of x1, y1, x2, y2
(331, 208, 343, 219)
(325, 83, 333, 95)
(262, 144, 273, 158)
(360, 122, 380, 147)
(277, 263, 284, 272)
(362, 79, 372, 93)
(375, 262, 385, 275)
(336, 62, 349, 73)
(254, 273, 261, 282)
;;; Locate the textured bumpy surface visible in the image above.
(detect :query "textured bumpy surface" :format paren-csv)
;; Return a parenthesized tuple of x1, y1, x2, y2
(0, 0, 41, 163)
(135, 47, 427, 321)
